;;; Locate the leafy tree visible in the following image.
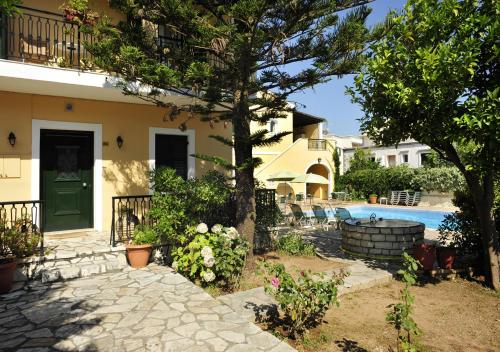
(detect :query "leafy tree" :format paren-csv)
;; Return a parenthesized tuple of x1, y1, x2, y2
(347, 148, 381, 172)
(332, 147, 341, 191)
(348, 0, 499, 289)
(0, 0, 20, 15)
(88, 0, 371, 255)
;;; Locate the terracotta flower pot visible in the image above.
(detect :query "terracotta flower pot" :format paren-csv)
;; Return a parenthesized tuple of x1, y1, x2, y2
(0, 261, 17, 294)
(369, 195, 378, 204)
(412, 243, 436, 271)
(126, 244, 152, 268)
(438, 247, 456, 269)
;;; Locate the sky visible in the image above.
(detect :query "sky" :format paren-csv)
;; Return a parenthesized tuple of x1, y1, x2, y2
(288, 0, 406, 136)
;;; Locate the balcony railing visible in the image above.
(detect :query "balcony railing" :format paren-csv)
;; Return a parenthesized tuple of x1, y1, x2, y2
(2, 6, 96, 69)
(110, 195, 153, 247)
(308, 139, 327, 151)
(0, 6, 223, 71)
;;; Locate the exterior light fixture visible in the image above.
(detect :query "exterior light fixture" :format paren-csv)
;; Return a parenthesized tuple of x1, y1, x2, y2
(116, 135, 124, 149)
(8, 132, 16, 147)
(317, 157, 322, 164)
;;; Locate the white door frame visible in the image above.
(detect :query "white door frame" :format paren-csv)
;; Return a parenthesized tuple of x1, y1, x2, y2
(148, 127, 196, 180)
(31, 119, 103, 231)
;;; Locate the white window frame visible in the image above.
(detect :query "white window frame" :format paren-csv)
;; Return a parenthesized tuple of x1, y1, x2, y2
(148, 127, 196, 180)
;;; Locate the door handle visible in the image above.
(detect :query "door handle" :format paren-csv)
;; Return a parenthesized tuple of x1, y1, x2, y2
(82, 182, 87, 188)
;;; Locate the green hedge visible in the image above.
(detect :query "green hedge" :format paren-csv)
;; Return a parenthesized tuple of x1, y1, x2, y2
(338, 166, 464, 198)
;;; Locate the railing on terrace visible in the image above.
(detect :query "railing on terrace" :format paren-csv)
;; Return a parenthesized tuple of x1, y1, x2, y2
(0, 200, 44, 254)
(308, 139, 327, 151)
(110, 195, 153, 247)
(0, 6, 224, 71)
(2, 6, 96, 69)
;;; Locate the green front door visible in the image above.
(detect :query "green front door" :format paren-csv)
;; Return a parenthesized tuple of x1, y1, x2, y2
(41, 130, 93, 231)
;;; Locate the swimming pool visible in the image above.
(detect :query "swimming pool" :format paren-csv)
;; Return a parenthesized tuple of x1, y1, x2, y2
(345, 206, 451, 230)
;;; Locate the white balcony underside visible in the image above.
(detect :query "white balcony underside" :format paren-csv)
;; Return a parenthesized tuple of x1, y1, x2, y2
(0, 59, 191, 105)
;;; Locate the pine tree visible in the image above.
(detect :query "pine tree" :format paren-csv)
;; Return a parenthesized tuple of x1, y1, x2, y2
(88, 0, 371, 255)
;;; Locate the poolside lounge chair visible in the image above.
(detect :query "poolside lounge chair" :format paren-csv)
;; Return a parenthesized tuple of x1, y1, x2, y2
(406, 191, 422, 206)
(398, 191, 409, 205)
(389, 191, 400, 205)
(312, 205, 336, 231)
(289, 204, 314, 227)
(333, 207, 354, 229)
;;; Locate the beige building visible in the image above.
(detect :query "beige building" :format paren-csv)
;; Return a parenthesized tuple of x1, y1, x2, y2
(253, 110, 336, 201)
(0, 1, 232, 233)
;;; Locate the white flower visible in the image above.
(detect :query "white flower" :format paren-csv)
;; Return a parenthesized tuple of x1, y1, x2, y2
(196, 223, 209, 234)
(225, 227, 239, 240)
(211, 224, 223, 234)
(203, 255, 215, 268)
(172, 261, 178, 271)
(203, 271, 215, 282)
(201, 246, 213, 258)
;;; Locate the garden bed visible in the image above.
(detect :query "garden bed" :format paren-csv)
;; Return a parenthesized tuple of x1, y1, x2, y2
(207, 252, 348, 296)
(291, 279, 500, 352)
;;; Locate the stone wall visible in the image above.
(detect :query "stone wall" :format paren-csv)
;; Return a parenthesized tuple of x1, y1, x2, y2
(420, 191, 455, 208)
(341, 222, 424, 258)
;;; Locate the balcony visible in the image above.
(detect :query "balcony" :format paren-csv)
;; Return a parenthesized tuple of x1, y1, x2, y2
(308, 139, 327, 151)
(1, 6, 96, 70)
(0, 6, 222, 71)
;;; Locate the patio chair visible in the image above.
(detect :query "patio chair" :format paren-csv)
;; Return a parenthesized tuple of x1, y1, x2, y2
(398, 191, 409, 205)
(333, 207, 354, 229)
(406, 191, 422, 206)
(389, 191, 400, 205)
(288, 203, 314, 227)
(312, 205, 336, 231)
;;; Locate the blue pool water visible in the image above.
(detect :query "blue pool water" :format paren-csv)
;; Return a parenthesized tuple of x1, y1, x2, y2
(345, 206, 451, 230)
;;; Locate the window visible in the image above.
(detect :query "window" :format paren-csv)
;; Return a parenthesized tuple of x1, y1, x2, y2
(387, 155, 396, 167)
(401, 153, 409, 163)
(155, 134, 188, 179)
(420, 152, 431, 166)
(268, 119, 278, 134)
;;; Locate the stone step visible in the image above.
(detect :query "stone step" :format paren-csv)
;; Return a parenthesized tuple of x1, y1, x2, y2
(14, 249, 128, 284)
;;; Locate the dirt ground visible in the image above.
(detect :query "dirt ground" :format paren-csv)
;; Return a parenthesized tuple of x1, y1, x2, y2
(238, 252, 348, 291)
(294, 279, 500, 352)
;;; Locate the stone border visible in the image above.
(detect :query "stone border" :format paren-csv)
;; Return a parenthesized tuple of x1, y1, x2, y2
(341, 221, 424, 258)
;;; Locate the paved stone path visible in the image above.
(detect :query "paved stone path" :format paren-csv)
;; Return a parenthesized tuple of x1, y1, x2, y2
(1, 265, 295, 352)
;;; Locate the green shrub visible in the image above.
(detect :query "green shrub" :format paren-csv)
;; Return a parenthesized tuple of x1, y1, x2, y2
(172, 223, 249, 289)
(0, 217, 41, 260)
(131, 226, 159, 245)
(149, 168, 233, 244)
(338, 165, 464, 198)
(386, 252, 421, 352)
(274, 233, 315, 256)
(263, 262, 347, 338)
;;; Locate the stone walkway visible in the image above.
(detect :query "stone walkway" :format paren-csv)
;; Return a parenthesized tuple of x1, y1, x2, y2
(0, 265, 295, 352)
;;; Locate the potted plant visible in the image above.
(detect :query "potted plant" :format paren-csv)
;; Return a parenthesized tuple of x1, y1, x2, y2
(0, 217, 41, 293)
(437, 246, 457, 270)
(369, 193, 378, 204)
(412, 243, 436, 271)
(59, 0, 99, 25)
(126, 225, 159, 268)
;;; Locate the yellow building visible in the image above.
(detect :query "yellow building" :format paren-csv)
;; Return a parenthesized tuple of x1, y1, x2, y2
(0, 1, 232, 233)
(252, 109, 336, 201)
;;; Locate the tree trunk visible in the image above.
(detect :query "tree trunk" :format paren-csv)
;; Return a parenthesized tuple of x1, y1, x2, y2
(465, 174, 500, 291)
(232, 90, 256, 258)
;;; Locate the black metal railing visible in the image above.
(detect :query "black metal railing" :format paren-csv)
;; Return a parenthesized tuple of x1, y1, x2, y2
(3, 6, 95, 69)
(110, 195, 152, 247)
(0, 200, 44, 255)
(308, 139, 327, 151)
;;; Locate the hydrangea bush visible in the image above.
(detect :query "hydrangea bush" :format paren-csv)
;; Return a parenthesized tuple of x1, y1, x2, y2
(172, 223, 248, 288)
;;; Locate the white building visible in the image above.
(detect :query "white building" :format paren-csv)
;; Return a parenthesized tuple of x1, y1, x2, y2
(329, 135, 432, 174)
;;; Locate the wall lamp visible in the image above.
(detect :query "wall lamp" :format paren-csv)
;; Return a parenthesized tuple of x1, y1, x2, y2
(8, 132, 16, 147)
(317, 157, 322, 164)
(116, 135, 124, 149)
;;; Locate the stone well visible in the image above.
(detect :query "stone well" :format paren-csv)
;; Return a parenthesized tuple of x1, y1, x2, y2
(341, 218, 425, 258)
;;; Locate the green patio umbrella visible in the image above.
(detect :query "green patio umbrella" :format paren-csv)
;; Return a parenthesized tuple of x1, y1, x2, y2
(267, 171, 301, 201)
(291, 173, 329, 184)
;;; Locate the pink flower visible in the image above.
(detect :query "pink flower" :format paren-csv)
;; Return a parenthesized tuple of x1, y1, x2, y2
(271, 277, 280, 288)
(300, 271, 305, 277)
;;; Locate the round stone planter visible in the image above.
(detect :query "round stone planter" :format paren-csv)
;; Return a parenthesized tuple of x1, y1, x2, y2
(341, 219, 425, 259)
